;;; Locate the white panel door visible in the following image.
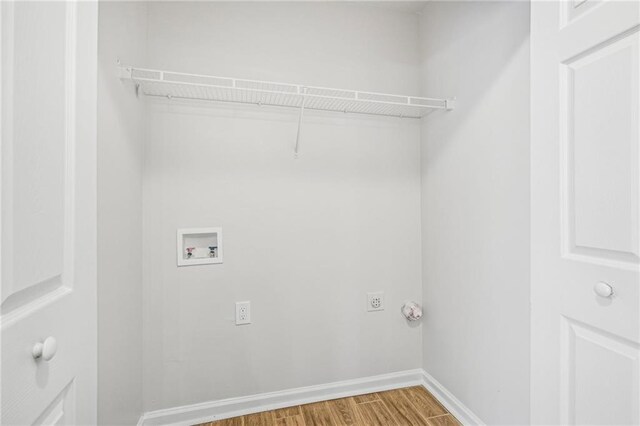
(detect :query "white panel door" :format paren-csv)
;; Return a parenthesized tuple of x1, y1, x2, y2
(1, 1, 97, 425)
(531, 1, 640, 425)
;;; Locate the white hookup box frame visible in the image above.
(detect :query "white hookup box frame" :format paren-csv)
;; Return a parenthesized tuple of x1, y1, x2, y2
(177, 227, 224, 266)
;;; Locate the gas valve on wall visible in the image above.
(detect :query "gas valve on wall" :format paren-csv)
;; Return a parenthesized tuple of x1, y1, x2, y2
(401, 301, 423, 321)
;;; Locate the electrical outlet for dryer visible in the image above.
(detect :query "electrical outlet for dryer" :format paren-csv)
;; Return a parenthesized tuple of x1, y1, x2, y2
(367, 292, 384, 311)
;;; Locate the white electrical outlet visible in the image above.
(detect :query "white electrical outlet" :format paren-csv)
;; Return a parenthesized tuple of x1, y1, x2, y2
(235, 301, 251, 325)
(367, 292, 384, 311)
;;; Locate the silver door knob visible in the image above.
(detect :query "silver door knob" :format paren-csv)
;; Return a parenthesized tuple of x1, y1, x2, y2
(594, 282, 614, 298)
(32, 336, 57, 361)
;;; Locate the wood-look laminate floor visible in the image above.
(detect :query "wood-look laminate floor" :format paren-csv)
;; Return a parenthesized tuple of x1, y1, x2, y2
(196, 386, 461, 426)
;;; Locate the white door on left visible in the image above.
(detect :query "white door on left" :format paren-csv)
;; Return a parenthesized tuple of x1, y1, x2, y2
(1, 1, 97, 425)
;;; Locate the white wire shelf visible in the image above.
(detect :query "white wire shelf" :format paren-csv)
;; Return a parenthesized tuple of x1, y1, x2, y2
(119, 66, 455, 118)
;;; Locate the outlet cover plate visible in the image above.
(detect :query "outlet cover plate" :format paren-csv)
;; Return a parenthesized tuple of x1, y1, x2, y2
(235, 301, 251, 325)
(367, 292, 384, 311)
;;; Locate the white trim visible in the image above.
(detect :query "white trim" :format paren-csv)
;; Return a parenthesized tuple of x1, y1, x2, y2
(420, 370, 485, 426)
(137, 369, 485, 426)
(139, 369, 424, 426)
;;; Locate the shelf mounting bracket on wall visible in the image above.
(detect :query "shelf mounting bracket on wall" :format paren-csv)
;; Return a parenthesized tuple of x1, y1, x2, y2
(445, 98, 456, 111)
(294, 87, 307, 158)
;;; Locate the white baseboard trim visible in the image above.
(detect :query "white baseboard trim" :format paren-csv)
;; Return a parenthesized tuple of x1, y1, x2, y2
(139, 369, 425, 426)
(420, 370, 485, 426)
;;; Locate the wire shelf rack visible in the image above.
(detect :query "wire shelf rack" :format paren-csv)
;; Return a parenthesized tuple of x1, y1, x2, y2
(119, 66, 455, 118)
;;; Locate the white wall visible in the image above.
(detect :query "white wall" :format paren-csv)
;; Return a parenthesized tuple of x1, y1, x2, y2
(97, 3, 147, 424)
(142, 3, 424, 411)
(418, 2, 531, 425)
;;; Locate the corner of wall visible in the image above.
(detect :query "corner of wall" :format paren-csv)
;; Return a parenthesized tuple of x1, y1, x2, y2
(97, 1, 148, 424)
(417, 1, 531, 424)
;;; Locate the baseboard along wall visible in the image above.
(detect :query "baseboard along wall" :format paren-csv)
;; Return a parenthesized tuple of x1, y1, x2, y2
(138, 369, 484, 426)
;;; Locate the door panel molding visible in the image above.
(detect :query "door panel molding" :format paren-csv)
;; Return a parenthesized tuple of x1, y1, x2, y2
(1, 2, 78, 316)
(561, 316, 640, 425)
(33, 380, 76, 426)
(560, 0, 603, 29)
(559, 27, 640, 270)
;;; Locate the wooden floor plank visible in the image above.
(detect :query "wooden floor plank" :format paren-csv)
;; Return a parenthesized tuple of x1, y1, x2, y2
(380, 389, 430, 425)
(195, 386, 459, 426)
(353, 400, 395, 425)
(205, 417, 244, 426)
(274, 415, 305, 426)
(352, 392, 381, 404)
(273, 406, 301, 419)
(426, 414, 462, 426)
(245, 411, 275, 426)
(301, 401, 336, 426)
(401, 386, 448, 420)
(346, 398, 365, 424)
(326, 397, 359, 425)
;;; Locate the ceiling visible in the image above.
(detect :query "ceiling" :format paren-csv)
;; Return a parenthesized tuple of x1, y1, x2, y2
(361, 1, 429, 14)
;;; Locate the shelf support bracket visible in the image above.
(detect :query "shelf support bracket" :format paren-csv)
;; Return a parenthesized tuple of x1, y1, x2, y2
(445, 98, 456, 111)
(294, 87, 307, 159)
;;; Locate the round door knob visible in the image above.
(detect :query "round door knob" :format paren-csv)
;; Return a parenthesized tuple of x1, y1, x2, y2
(32, 336, 57, 361)
(594, 282, 614, 298)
